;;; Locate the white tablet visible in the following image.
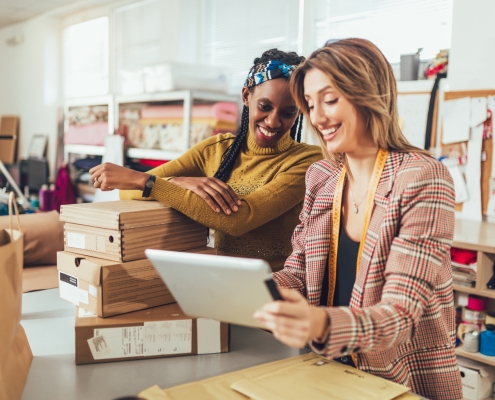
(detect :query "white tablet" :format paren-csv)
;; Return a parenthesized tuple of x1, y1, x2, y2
(145, 249, 276, 328)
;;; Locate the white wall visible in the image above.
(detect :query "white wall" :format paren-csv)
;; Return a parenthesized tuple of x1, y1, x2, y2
(0, 0, 195, 181)
(448, 0, 495, 90)
(0, 0, 492, 181)
(0, 16, 61, 178)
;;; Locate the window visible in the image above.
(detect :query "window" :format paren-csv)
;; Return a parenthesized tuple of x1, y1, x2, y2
(311, 0, 453, 63)
(201, 0, 301, 92)
(114, 0, 171, 74)
(63, 17, 109, 98)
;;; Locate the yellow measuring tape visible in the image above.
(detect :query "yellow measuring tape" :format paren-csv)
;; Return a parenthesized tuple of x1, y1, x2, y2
(326, 148, 389, 307)
(327, 149, 388, 365)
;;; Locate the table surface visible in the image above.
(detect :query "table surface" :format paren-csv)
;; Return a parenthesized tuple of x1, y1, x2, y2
(21, 289, 307, 400)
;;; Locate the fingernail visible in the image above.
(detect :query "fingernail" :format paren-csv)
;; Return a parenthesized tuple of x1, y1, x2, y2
(226, 210, 231, 215)
(216, 208, 220, 213)
(237, 200, 242, 205)
(233, 206, 238, 212)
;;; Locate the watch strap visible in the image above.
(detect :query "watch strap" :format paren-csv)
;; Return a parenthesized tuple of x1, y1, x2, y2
(142, 174, 156, 198)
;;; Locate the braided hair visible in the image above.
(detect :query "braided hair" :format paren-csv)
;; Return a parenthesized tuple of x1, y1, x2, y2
(214, 49, 306, 183)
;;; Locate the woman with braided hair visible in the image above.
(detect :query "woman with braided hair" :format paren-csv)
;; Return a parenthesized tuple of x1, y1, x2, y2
(90, 48, 322, 271)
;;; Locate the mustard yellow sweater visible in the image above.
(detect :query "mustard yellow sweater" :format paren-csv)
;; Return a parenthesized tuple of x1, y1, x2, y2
(120, 132, 322, 271)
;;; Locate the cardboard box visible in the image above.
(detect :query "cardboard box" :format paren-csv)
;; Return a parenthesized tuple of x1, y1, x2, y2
(61, 201, 208, 262)
(60, 200, 195, 230)
(75, 302, 229, 365)
(57, 246, 216, 317)
(64, 219, 207, 262)
(0, 116, 19, 164)
(458, 357, 495, 400)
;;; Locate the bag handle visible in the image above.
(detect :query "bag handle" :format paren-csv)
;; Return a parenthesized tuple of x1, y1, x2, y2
(8, 192, 22, 235)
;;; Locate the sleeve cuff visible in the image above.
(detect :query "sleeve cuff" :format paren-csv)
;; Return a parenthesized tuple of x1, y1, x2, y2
(310, 307, 332, 353)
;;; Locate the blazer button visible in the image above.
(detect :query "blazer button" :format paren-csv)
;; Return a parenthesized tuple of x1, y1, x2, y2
(341, 356, 349, 363)
(341, 345, 348, 353)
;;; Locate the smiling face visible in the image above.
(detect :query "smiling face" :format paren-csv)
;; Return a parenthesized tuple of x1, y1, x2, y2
(303, 68, 375, 157)
(242, 79, 299, 148)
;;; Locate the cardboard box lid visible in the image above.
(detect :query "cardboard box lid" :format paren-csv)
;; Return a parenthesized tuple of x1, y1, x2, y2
(75, 302, 187, 327)
(57, 251, 106, 285)
(57, 251, 151, 286)
(60, 200, 192, 230)
(457, 356, 495, 377)
(0, 115, 19, 137)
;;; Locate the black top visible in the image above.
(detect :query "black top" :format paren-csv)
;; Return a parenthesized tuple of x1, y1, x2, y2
(319, 223, 359, 307)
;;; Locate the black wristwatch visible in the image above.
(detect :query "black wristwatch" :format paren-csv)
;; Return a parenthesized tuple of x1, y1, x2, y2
(142, 174, 156, 197)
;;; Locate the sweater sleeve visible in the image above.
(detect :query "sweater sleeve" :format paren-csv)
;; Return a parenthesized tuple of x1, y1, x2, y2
(309, 160, 456, 359)
(119, 135, 227, 201)
(149, 145, 323, 237)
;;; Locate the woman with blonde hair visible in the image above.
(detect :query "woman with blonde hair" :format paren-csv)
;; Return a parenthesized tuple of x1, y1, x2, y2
(255, 38, 462, 400)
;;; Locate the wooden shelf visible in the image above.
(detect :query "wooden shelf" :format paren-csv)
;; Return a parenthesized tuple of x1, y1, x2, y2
(453, 219, 495, 254)
(64, 144, 106, 156)
(115, 90, 238, 105)
(453, 284, 495, 300)
(126, 148, 182, 160)
(456, 345, 495, 366)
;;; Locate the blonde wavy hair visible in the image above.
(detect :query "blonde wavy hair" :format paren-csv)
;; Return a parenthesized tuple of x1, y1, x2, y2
(290, 38, 427, 165)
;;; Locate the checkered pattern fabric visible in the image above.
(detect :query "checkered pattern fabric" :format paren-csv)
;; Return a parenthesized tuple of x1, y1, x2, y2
(273, 151, 463, 400)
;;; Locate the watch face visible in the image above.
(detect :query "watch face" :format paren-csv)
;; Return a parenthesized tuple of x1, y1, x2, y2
(146, 180, 154, 188)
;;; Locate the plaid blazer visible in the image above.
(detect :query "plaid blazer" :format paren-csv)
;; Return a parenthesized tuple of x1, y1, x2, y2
(273, 151, 463, 400)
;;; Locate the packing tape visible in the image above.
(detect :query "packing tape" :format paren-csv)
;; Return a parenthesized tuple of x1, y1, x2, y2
(485, 313, 495, 326)
(463, 330, 480, 353)
(457, 322, 480, 343)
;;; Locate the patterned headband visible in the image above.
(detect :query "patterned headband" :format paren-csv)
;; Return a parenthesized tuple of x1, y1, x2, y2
(244, 60, 296, 88)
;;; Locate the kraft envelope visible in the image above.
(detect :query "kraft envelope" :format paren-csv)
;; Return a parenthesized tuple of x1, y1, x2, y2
(139, 353, 417, 400)
(230, 355, 408, 400)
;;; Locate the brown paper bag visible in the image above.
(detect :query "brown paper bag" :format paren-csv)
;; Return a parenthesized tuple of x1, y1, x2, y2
(0, 193, 32, 400)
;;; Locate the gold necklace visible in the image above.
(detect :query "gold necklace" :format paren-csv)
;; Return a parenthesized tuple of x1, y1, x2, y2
(348, 185, 368, 214)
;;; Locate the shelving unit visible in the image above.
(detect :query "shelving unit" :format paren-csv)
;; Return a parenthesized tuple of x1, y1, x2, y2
(63, 95, 114, 161)
(63, 90, 239, 162)
(116, 90, 239, 160)
(456, 344, 495, 367)
(452, 218, 495, 365)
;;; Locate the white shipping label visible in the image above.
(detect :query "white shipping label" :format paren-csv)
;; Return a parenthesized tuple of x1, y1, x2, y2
(89, 285, 98, 298)
(197, 319, 221, 354)
(59, 272, 79, 305)
(67, 232, 85, 249)
(79, 289, 89, 304)
(87, 335, 111, 359)
(78, 308, 97, 318)
(92, 327, 144, 359)
(143, 320, 192, 356)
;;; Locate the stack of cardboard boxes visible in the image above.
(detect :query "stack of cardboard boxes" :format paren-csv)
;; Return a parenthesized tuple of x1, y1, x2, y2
(56, 200, 229, 365)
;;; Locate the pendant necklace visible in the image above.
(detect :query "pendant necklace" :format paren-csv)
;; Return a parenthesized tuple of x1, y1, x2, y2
(349, 186, 368, 214)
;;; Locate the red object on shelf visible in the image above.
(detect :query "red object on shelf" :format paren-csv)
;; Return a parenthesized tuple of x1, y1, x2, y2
(467, 295, 487, 311)
(451, 247, 477, 266)
(139, 159, 168, 168)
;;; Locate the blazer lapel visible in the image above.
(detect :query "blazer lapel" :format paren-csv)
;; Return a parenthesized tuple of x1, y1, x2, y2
(304, 162, 340, 305)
